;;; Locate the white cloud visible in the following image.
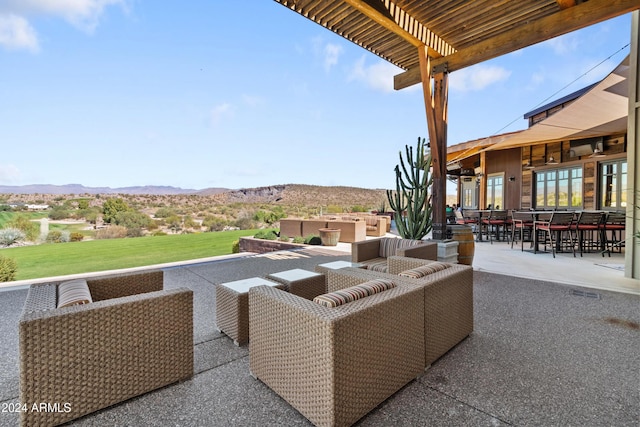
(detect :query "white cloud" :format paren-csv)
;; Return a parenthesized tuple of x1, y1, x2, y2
(0, 14, 38, 52)
(323, 43, 343, 71)
(0, 0, 125, 52)
(450, 64, 511, 92)
(1, 0, 126, 32)
(0, 164, 21, 183)
(348, 56, 400, 93)
(242, 94, 264, 108)
(543, 33, 580, 55)
(210, 103, 233, 125)
(310, 37, 344, 72)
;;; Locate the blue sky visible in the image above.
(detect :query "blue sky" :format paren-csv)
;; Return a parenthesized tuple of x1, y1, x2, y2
(0, 1, 633, 191)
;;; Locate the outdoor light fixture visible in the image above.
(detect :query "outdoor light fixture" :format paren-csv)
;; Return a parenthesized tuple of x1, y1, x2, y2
(446, 161, 463, 171)
(524, 159, 535, 170)
(589, 147, 606, 158)
(546, 156, 558, 165)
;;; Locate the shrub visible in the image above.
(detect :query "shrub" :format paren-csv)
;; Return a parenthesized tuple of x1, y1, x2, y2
(303, 235, 321, 245)
(45, 230, 70, 243)
(114, 210, 153, 231)
(70, 232, 84, 242)
(6, 214, 39, 241)
(234, 217, 255, 230)
(154, 207, 176, 218)
(278, 234, 289, 242)
(254, 230, 277, 240)
(292, 236, 305, 244)
(0, 228, 25, 246)
(0, 255, 18, 282)
(231, 240, 240, 253)
(202, 215, 228, 232)
(48, 205, 71, 220)
(95, 225, 128, 239)
(152, 230, 168, 236)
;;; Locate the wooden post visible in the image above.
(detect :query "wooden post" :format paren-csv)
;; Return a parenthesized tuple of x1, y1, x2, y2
(626, 10, 639, 278)
(419, 46, 449, 240)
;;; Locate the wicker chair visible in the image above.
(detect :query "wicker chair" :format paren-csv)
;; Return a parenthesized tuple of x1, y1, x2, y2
(330, 256, 474, 367)
(19, 270, 194, 427)
(249, 272, 425, 427)
(351, 237, 438, 273)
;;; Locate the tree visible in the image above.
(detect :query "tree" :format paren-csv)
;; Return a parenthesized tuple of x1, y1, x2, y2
(102, 198, 130, 223)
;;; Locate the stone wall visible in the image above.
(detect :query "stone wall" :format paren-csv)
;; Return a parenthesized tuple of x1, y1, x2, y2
(239, 237, 307, 254)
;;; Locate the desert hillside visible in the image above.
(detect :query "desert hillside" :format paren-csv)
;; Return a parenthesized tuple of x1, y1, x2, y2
(1, 184, 390, 212)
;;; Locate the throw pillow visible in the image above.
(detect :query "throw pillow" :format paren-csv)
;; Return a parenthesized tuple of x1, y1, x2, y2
(57, 279, 93, 308)
(313, 278, 396, 308)
(398, 262, 450, 279)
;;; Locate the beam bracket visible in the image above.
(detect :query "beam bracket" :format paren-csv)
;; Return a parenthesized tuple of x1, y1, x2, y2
(432, 62, 448, 75)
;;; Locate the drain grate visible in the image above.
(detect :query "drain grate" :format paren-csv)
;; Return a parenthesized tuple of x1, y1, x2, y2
(570, 289, 601, 299)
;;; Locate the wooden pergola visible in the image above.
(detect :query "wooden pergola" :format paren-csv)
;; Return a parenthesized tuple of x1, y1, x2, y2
(273, 0, 640, 278)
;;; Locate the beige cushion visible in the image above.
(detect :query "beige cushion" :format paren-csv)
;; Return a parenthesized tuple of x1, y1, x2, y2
(313, 279, 396, 308)
(398, 262, 450, 279)
(57, 279, 93, 308)
(378, 238, 421, 258)
(362, 258, 388, 273)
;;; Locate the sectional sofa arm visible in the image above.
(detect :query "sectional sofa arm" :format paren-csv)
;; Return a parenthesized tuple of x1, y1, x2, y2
(87, 270, 164, 301)
(396, 242, 438, 263)
(351, 239, 381, 262)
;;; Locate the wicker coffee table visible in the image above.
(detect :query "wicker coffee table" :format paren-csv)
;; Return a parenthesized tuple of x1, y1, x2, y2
(216, 277, 284, 346)
(266, 268, 326, 300)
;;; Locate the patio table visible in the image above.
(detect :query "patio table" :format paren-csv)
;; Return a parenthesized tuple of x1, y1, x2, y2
(266, 268, 326, 300)
(216, 277, 285, 345)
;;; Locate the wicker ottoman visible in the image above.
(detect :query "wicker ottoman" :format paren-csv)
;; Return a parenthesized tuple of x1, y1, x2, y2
(266, 268, 326, 300)
(216, 277, 284, 346)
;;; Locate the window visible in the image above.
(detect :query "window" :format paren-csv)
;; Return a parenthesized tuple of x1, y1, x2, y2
(486, 174, 504, 209)
(600, 160, 627, 209)
(535, 167, 582, 209)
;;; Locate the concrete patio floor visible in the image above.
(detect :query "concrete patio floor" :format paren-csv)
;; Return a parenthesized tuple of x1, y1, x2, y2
(0, 237, 638, 426)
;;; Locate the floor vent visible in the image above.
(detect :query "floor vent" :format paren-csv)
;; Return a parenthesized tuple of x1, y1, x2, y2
(570, 289, 600, 299)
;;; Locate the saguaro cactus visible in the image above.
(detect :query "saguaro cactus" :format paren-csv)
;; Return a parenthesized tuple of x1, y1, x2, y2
(386, 137, 433, 240)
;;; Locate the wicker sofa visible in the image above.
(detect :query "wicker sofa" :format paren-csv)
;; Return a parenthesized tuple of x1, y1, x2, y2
(351, 236, 438, 272)
(329, 257, 474, 367)
(19, 270, 194, 427)
(249, 271, 425, 427)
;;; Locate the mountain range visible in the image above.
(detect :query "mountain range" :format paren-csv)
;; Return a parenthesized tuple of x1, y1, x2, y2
(0, 184, 229, 196)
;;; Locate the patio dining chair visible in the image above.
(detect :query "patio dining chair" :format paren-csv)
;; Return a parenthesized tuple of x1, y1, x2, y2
(574, 211, 606, 256)
(533, 211, 575, 257)
(510, 211, 534, 251)
(601, 211, 626, 257)
(481, 210, 509, 244)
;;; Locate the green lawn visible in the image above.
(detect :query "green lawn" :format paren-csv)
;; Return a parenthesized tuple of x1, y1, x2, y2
(2, 230, 265, 281)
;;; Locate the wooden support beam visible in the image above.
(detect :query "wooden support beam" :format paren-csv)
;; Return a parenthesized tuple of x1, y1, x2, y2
(395, 0, 640, 90)
(342, 0, 453, 58)
(419, 46, 449, 241)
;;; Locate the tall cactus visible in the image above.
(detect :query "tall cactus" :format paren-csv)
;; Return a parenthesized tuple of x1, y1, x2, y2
(386, 137, 433, 240)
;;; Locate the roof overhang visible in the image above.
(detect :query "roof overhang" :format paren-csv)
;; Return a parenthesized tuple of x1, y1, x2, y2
(446, 131, 523, 162)
(484, 55, 629, 151)
(274, 1, 640, 89)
